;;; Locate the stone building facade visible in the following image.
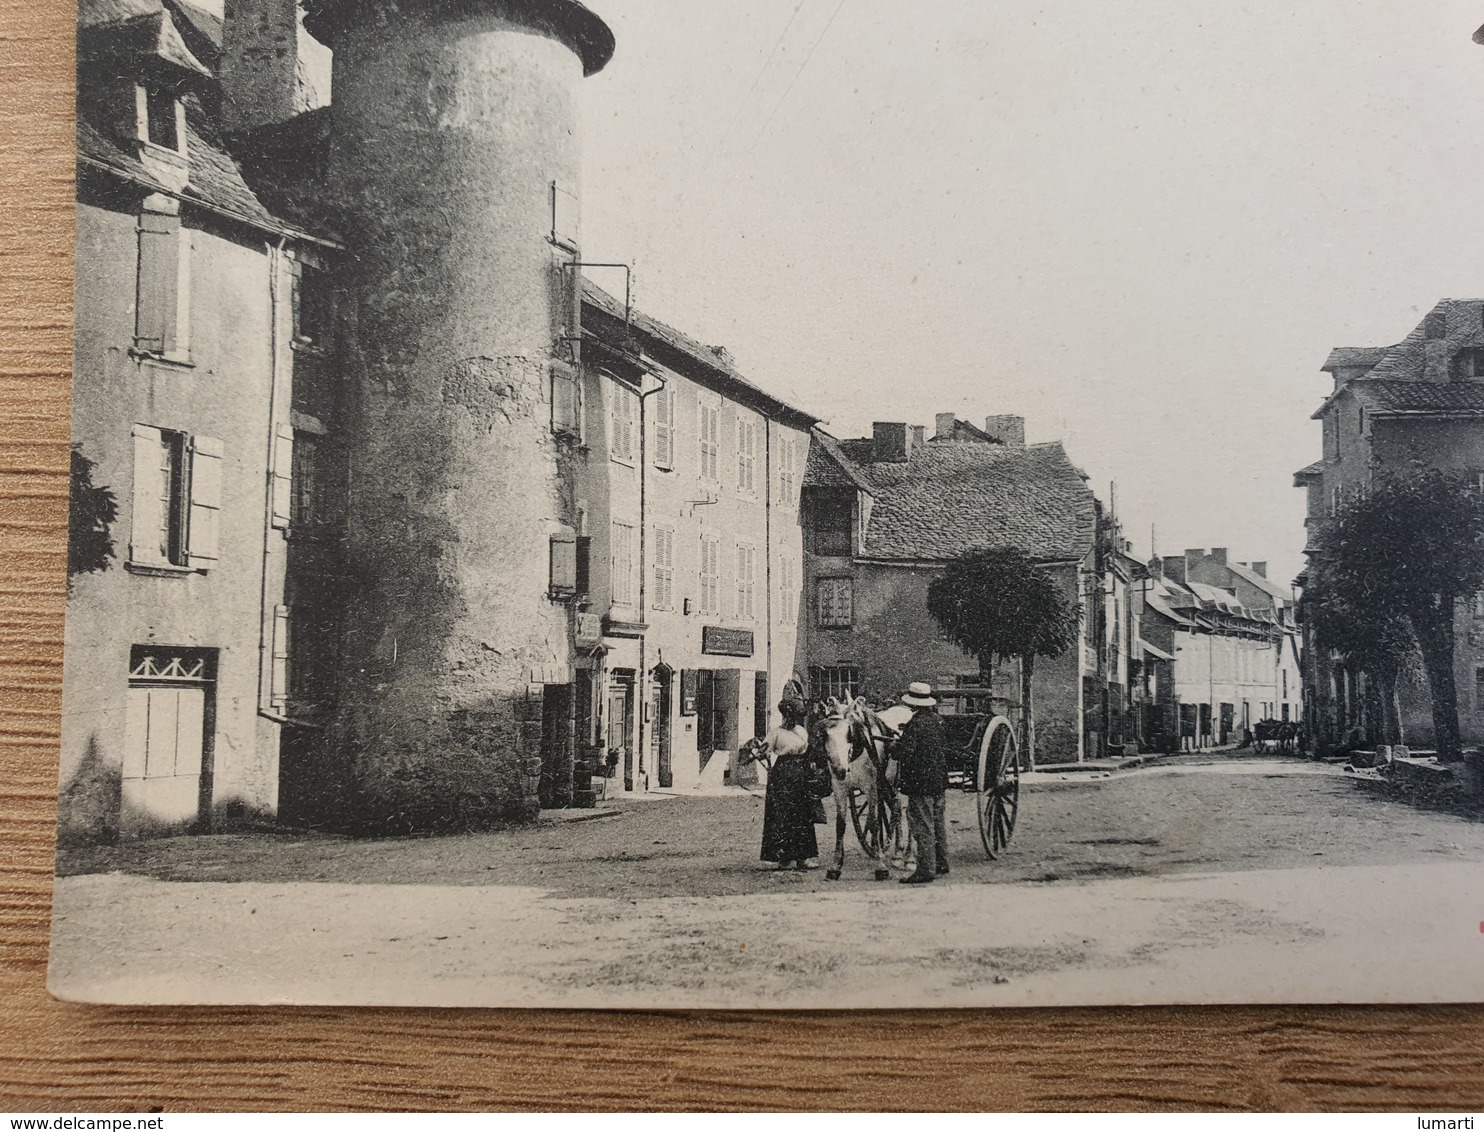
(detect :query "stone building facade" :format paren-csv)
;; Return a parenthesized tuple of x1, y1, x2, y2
(797, 413, 1112, 764)
(64, 0, 347, 842)
(62, 0, 829, 842)
(1298, 299, 1484, 752)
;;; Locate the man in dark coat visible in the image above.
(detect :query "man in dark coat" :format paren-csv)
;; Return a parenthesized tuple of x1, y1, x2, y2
(894, 681, 949, 884)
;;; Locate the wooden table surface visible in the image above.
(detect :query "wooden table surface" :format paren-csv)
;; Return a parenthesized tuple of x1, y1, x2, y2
(4, 0, 1484, 1112)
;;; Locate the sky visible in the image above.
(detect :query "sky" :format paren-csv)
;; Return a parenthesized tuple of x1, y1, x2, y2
(196, 0, 1484, 586)
(573, 1, 1484, 587)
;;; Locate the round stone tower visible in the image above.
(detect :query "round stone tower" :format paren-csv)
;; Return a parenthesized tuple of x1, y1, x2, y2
(304, 0, 613, 828)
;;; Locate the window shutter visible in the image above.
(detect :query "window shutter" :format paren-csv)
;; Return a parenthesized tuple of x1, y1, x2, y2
(654, 389, 674, 468)
(270, 605, 290, 710)
(135, 211, 179, 353)
(271, 423, 294, 529)
(549, 526, 577, 596)
(551, 360, 581, 437)
(186, 435, 223, 567)
(130, 424, 165, 564)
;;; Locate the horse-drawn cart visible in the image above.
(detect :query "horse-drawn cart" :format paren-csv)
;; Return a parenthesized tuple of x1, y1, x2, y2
(846, 686, 1021, 863)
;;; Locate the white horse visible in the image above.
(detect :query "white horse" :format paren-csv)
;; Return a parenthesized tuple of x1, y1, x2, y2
(817, 696, 900, 882)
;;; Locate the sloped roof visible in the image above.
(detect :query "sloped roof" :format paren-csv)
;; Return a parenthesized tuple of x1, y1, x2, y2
(804, 430, 874, 494)
(1292, 460, 1324, 482)
(581, 282, 819, 428)
(819, 439, 1096, 562)
(1145, 592, 1196, 627)
(1321, 346, 1388, 373)
(78, 113, 339, 246)
(1352, 379, 1484, 415)
(77, 4, 212, 80)
(1227, 561, 1293, 602)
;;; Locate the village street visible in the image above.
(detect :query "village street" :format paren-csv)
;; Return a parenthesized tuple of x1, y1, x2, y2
(48, 752, 1484, 1009)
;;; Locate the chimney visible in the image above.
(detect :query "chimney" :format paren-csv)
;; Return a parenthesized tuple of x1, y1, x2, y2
(1210, 548, 1227, 566)
(910, 425, 925, 452)
(1251, 561, 1268, 578)
(983, 414, 1026, 446)
(221, 0, 331, 135)
(1163, 556, 1188, 584)
(871, 422, 909, 463)
(1148, 557, 1164, 578)
(934, 412, 956, 440)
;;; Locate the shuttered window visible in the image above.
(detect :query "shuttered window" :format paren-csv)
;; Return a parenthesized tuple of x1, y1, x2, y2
(699, 402, 720, 482)
(653, 388, 675, 469)
(611, 521, 636, 605)
(610, 384, 637, 464)
(130, 426, 220, 570)
(134, 207, 188, 360)
(777, 435, 798, 505)
(268, 424, 294, 529)
(735, 543, 756, 620)
(699, 533, 720, 615)
(653, 525, 675, 610)
(736, 417, 757, 495)
(549, 526, 577, 597)
(185, 434, 222, 567)
(270, 605, 290, 711)
(778, 554, 797, 625)
(551, 359, 583, 438)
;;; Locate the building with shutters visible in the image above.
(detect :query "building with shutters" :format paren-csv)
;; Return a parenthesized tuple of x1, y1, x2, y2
(1139, 550, 1301, 751)
(1297, 299, 1484, 752)
(554, 286, 817, 800)
(64, 0, 347, 841)
(798, 412, 1119, 764)
(62, 0, 824, 839)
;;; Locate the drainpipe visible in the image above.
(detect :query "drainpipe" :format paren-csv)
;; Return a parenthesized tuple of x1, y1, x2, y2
(764, 420, 773, 729)
(257, 236, 290, 724)
(636, 373, 667, 792)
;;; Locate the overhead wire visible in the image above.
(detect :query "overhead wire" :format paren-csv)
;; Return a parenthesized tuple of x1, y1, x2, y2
(750, 0, 848, 151)
(711, 0, 809, 161)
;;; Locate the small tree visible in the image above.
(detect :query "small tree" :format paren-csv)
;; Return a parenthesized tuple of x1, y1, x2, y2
(926, 547, 1081, 767)
(1316, 470, 1484, 760)
(1304, 569, 1416, 746)
(68, 445, 117, 590)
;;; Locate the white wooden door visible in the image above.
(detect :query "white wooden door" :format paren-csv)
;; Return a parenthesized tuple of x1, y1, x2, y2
(122, 683, 206, 831)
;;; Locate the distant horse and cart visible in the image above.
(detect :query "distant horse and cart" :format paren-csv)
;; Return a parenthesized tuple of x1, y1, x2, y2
(742, 682, 1023, 880)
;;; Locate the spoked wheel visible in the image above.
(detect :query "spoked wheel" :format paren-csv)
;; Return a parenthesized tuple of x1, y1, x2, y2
(976, 715, 1020, 859)
(849, 776, 900, 860)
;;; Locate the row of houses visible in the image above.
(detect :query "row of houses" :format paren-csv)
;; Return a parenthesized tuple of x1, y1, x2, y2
(1297, 299, 1484, 752)
(62, 0, 1303, 843)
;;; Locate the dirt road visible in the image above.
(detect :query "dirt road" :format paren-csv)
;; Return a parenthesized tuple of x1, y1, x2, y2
(48, 754, 1484, 1007)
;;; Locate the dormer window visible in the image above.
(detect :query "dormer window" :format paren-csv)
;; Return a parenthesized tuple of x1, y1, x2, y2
(1455, 347, 1484, 381)
(136, 84, 184, 154)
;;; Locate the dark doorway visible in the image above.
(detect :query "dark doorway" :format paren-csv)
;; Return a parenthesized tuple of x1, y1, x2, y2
(652, 665, 673, 789)
(694, 668, 739, 774)
(754, 670, 769, 741)
(608, 669, 636, 791)
(539, 682, 573, 809)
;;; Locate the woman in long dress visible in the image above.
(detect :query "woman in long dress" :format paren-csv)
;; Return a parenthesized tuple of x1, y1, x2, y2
(759, 696, 822, 871)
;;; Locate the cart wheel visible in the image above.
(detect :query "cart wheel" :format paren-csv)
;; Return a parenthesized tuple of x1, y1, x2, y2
(849, 779, 899, 859)
(977, 715, 1020, 859)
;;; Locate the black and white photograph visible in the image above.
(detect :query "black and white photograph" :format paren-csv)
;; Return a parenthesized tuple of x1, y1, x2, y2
(46, 0, 1484, 1008)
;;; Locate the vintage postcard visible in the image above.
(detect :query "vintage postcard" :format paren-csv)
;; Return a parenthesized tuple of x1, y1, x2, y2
(48, 0, 1484, 1007)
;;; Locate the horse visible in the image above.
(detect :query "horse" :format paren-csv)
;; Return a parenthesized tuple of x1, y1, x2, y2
(816, 696, 900, 882)
(1253, 718, 1299, 754)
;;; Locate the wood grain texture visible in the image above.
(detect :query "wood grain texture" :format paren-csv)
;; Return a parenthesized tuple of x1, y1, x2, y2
(5, 0, 1484, 1112)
